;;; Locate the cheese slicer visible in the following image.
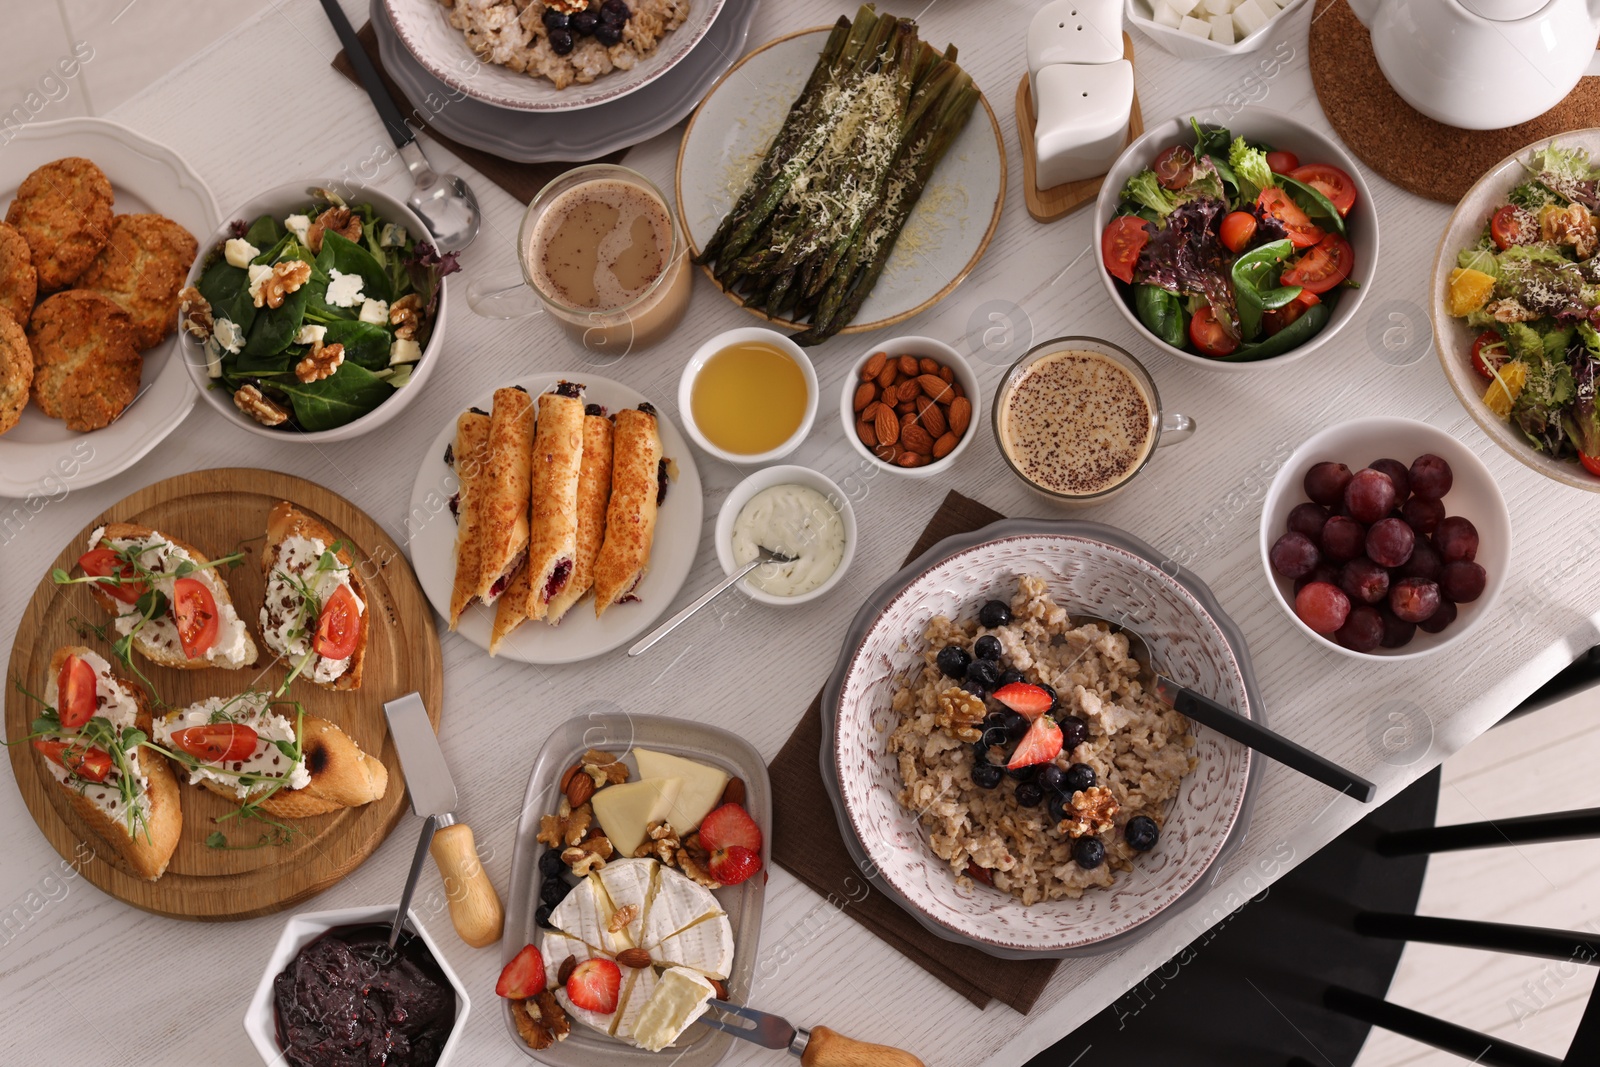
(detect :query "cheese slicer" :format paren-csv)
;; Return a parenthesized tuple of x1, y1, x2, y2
(700, 999, 924, 1066)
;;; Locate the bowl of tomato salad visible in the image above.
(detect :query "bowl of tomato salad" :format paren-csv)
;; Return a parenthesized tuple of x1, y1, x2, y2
(1093, 105, 1377, 371)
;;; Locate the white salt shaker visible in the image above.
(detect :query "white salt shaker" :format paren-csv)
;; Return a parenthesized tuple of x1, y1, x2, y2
(1027, 0, 1134, 188)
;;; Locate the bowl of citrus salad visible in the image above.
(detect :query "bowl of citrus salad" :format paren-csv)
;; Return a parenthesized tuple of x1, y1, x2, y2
(1437, 137, 1600, 491)
(1093, 106, 1376, 371)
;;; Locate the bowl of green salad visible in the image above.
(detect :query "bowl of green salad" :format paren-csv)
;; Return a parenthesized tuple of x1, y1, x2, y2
(178, 182, 457, 441)
(1433, 132, 1600, 492)
(1094, 105, 1377, 371)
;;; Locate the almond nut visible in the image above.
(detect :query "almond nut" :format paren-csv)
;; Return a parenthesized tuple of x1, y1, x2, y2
(856, 420, 877, 448)
(861, 351, 887, 381)
(720, 777, 747, 807)
(873, 442, 899, 462)
(917, 374, 953, 403)
(897, 400, 916, 415)
(918, 397, 947, 437)
(565, 772, 596, 808)
(874, 405, 900, 447)
(901, 422, 934, 454)
(559, 764, 582, 793)
(938, 364, 954, 383)
(896, 379, 921, 404)
(862, 401, 883, 422)
(709, 978, 729, 999)
(953, 382, 966, 399)
(616, 947, 653, 969)
(919, 357, 940, 376)
(558, 955, 577, 985)
(897, 355, 919, 376)
(876, 363, 897, 390)
(897, 451, 929, 468)
(933, 431, 959, 458)
(852, 382, 876, 412)
(948, 396, 972, 436)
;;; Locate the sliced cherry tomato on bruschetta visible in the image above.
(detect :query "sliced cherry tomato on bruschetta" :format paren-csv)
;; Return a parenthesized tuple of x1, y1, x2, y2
(1262, 289, 1321, 336)
(57, 654, 98, 729)
(1189, 306, 1239, 357)
(77, 548, 147, 605)
(1266, 150, 1300, 174)
(1581, 453, 1600, 478)
(172, 723, 259, 763)
(1490, 204, 1530, 250)
(1256, 187, 1325, 249)
(1469, 330, 1507, 380)
(314, 584, 360, 661)
(1287, 162, 1357, 216)
(1281, 233, 1355, 294)
(33, 739, 112, 783)
(1101, 215, 1150, 285)
(172, 577, 219, 659)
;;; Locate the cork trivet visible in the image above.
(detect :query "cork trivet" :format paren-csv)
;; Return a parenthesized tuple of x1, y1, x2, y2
(1309, 0, 1600, 203)
(1016, 33, 1144, 223)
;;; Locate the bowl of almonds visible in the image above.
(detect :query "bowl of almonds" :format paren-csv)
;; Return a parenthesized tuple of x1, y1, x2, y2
(841, 337, 979, 479)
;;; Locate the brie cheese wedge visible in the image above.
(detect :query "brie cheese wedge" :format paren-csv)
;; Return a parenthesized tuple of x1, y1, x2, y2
(539, 929, 594, 987)
(634, 748, 730, 835)
(610, 962, 659, 1044)
(548, 875, 614, 955)
(653, 912, 735, 980)
(632, 967, 716, 1052)
(597, 858, 657, 947)
(642, 866, 724, 948)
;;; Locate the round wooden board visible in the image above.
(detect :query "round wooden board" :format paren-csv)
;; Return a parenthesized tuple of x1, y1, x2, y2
(4, 468, 443, 921)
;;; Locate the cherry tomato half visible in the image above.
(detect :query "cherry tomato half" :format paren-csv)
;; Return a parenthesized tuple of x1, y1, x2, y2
(33, 739, 112, 783)
(1287, 163, 1357, 216)
(1582, 453, 1600, 478)
(57, 654, 97, 729)
(172, 723, 260, 763)
(1220, 211, 1258, 254)
(1256, 187, 1325, 249)
(1262, 289, 1321, 336)
(1490, 204, 1530, 250)
(1189, 306, 1239, 357)
(314, 584, 361, 661)
(1266, 150, 1300, 174)
(1281, 233, 1355, 294)
(172, 577, 219, 660)
(77, 548, 147, 605)
(1469, 330, 1507, 381)
(1101, 215, 1150, 285)
(1152, 144, 1195, 190)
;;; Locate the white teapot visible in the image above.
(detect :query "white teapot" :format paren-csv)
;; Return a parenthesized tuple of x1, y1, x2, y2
(1346, 0, 1600, 130)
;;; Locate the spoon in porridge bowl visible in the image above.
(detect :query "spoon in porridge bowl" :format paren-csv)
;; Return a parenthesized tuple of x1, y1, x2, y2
(1074, 614, 1375, 802)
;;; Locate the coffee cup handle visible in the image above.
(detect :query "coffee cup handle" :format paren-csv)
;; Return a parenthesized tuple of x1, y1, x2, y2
(465, 272, 546, 320)
(1157, 412, 1196, 447)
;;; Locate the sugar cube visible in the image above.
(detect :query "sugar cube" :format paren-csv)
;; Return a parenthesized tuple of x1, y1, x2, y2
(1232, 0, 1271, 34)
(1209, 12, 1235, 41)
(1179, 13, 1211, 36)
(1199, 0, 1234, 15)
(1151, 0, 1183, 26)
(1163, 0, 1202, 16)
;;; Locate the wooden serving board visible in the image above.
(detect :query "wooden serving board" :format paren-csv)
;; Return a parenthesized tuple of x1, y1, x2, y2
(1016, 33, 1144, 223)
(4, 468, 443, 921)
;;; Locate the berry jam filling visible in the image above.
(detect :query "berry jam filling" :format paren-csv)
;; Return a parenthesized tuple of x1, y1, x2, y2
(553, 380, 585, 398)
(542, 558, 573, 602)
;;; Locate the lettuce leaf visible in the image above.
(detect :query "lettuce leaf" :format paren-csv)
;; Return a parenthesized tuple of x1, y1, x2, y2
(1136, 197, 1238, 337)
(1120, 169, 1179, 217)
(1228, 136, 1275, 202)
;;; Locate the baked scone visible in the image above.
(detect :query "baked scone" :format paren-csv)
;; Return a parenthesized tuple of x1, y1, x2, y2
(259, 502, 368, 690)
(5, 156, 113, 289)
(0, 307, 31, 436)
(36, 646, 181, 881)
(27, 290, 141, 432)
(0, 220, 38, 326)
(76, 213, 199, 349)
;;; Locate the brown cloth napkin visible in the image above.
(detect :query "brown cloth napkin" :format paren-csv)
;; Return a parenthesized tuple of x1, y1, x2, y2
(331, 23, 626, 204)
(769, 491, 1061, 1013)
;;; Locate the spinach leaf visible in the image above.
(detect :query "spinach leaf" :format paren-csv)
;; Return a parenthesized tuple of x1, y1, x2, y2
(1190, 118, 1238, 193)
(241, 282, 310, 359)
(278, 362, 394, 431)
(244, 214, 283, 249)
(1134, 285, 1187, 348)
(1218, 299, 1332, 362)
(1231, 238, 1302, 341)
(230, 347, 293, 376)
(318, 231, 395, 304)
(1275, 173, 1345, 236)
(321, 319, 392, 370)
(197, 256, 257, 336)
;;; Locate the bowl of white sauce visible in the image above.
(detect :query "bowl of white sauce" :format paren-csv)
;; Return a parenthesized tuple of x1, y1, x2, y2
(715, 465, 856, 606)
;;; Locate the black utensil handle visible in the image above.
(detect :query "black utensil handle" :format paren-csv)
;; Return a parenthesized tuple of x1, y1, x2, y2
(318, 0, 416, 150)
(1162, 680, 1377, 803)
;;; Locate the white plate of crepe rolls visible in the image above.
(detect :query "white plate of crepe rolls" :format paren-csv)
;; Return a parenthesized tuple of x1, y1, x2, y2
(406, 374, 704, 664)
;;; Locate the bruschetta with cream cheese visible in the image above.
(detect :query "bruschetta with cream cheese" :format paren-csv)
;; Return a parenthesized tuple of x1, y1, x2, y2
(259, 502, 368, 690)
(154, 690, 387, 818)
(74, 523, 258, 670)
(34, 646, 182, 881)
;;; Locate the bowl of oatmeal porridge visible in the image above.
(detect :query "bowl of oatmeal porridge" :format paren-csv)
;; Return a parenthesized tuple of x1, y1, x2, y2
(822, 519, 1261, 956)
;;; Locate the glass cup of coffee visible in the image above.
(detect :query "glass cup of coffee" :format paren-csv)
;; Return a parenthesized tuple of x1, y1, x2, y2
(466, 164, 691, 356)
(991, 336, 1196, 504)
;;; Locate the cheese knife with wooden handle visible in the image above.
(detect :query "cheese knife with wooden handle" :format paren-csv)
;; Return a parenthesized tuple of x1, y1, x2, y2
(701, 999, 924, 1066)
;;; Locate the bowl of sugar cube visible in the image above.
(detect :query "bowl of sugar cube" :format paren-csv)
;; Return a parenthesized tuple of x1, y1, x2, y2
(1126, 0, 1307, 59)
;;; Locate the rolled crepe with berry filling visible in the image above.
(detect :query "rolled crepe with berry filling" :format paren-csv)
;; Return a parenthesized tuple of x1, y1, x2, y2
(447, 409, 491, 630)
(471, 387, 533, 609)
(546, 406, 613, 624)
(593, 404, 663, 617)
(524, 384, 585, 621)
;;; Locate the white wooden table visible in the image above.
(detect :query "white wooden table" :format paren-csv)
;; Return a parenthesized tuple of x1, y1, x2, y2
(2, 2, 1596, 1064)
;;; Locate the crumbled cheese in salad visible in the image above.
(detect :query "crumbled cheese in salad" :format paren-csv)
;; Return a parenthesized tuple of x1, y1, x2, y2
(325, 269, 365, 308)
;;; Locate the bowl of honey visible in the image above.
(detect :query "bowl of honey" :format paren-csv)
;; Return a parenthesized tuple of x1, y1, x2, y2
(678, 327, 817, 465)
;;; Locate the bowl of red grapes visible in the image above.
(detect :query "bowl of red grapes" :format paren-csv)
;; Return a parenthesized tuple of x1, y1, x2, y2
(1259, 417, 1512, 660)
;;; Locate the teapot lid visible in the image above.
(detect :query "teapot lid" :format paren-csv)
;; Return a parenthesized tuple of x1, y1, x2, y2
(1457, 0, 1553, 20)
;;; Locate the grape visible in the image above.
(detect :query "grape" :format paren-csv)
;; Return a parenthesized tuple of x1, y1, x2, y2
(1295, 581, 1351, 634)
(1398, 538, 1442, 582)
(1389, 577, 1442, 623)
(1338, 557, 1390, 604)
(1368, 458, 1411, 502)
(1434, 516, 1479, 562)
(1320, 515, 1367, 562)
(1304, 462, 1353, 506)
(1400, 497, 1445, 537)
(1365, 517, 1416, 568)
(1418, 599, 1458, 634)
(1287, 502, 1330, 541)
(1345, 468, 1397, 524)
(1379, 608, 1416, 648)
(1294, 562, 1339, 595)
(1269, 532, 1321, 579)
(1438, 560, 1487, 602)
(1408, 454, 1453, 501)
(1335, 606, 1384, 653)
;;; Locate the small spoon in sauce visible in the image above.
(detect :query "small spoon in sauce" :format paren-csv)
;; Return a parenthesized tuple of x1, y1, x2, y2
(629, 546, 794, 656)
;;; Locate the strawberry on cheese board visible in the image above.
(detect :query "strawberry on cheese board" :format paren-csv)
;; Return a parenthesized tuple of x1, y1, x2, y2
(502, 713, 769, 1064)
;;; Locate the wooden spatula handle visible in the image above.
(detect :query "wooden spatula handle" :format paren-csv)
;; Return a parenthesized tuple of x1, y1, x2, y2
(800, 1026, 925, 1067)
(429, 822, 504, 947)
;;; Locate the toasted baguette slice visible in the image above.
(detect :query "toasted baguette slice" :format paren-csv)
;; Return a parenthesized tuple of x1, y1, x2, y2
(40, 646, 181, 881)
(80, 522, 258, 670)
(258, 717, 387, 817)
(260, 502, 369, 691)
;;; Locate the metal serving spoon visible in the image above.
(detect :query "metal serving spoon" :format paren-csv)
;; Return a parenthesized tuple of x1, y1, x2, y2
(629, 546, 795, 656)
(1075, 614, 1376, 802)
(317, 0, 482, 251)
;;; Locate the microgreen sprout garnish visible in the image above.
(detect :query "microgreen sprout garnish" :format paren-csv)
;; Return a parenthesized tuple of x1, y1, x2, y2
(67, 616, 108, 642)
(11, 679, 152, 843)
